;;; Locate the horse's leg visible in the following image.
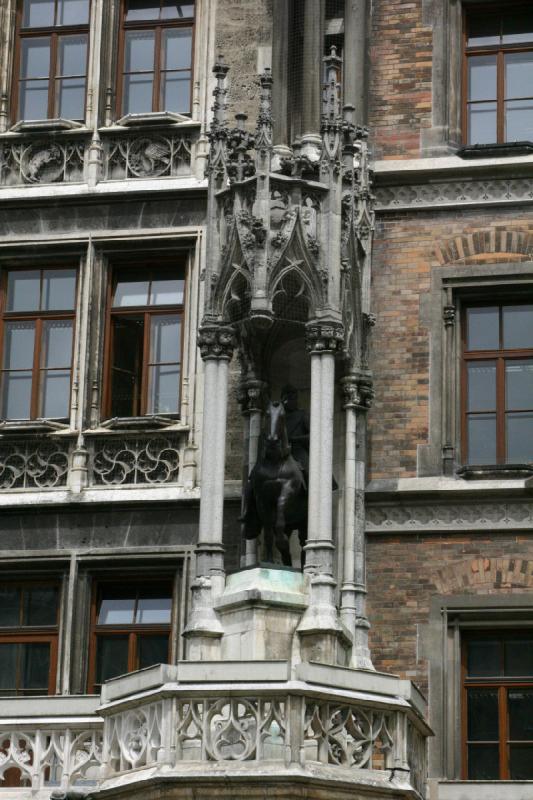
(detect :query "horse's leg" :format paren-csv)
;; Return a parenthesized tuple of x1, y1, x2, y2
(275, 485, 293, 567)
(263, 511, 274, 563)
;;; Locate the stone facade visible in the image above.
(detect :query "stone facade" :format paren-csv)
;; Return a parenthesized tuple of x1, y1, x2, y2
(1, 1, 533, 800)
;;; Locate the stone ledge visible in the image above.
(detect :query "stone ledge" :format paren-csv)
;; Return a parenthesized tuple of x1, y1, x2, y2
(437, 781, 533, 800)
(96, 762, 422, 800)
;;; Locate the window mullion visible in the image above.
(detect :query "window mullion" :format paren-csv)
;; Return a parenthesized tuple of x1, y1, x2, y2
(31, 317, 42, 419)
(129, 631, 136, 673)
(499, 685, 510, 779)
(49, 32, 58, 119)
(497, 49, 504, 143)
(141, 311, 150, 414)
(153, 26, 162, 113)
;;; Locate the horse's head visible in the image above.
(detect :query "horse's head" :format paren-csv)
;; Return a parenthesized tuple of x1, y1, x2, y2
(264, 400, 290, 460)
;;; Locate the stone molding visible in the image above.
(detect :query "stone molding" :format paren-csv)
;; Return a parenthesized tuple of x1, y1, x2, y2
(366, 499, 533, 533)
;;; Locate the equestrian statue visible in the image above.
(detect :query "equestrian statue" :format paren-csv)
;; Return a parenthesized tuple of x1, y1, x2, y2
(241, 386, 309, 568)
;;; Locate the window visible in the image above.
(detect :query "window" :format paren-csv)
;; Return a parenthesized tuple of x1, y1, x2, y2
(0, 583, 59, 696)
(14, 0, 91, 122)
(88, 581, 172, 692)
(461, 301, 533, 464)
(464, 6, 533, 145)
(105, 265, 184, 418)
(0, 268, 77, 420)
(117, 0, 194, 116)
(462, 631, 533, 779)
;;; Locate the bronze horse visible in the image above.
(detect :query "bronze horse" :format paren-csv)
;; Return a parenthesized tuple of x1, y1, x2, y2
(241, 400, 308, 567)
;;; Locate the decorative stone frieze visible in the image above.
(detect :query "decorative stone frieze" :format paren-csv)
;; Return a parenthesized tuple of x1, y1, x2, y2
(0, 137, 86, 185)
(366, 499, 533, 533)
(375, 175, 533, 212)
(0, 438, 70, 489)
(305, 320, 345, 353)
(197, 324, 236, 361)
(103, 133, 192, 180)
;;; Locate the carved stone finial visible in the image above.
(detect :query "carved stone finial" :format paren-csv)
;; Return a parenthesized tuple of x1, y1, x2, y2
(255, 68, 273, 152)
(198, 324, 236, 361)
(306, 320, 344, 354)
(212, 56, 229, 129)
(323, 46, 342, 122)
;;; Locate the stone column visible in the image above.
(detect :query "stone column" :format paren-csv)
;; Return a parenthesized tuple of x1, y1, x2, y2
(340, 372, 373, 669)
(272, 0, 289, 147)
(297, 321, 345, 664)
(239, 379, 265, 567)
(301, 0, 325, 156)
(343, 0, 369, 126)
(184, 324, 235, 659)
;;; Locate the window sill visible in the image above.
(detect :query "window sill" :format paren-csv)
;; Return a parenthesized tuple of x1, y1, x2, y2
(90, 415, 184, 433)
(10, 118, 85, 134)
(115, 112, 197, 128)
(457, 141, 533, 159)
(456, 464, 533, 481)
(0, 419, 70, 434)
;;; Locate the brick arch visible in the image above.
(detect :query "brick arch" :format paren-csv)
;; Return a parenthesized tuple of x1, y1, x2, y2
(434, 229, 533, 267)
(433, 558, 533, 594)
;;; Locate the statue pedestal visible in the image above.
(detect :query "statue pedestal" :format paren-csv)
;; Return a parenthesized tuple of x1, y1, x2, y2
(214, 566, 307, 661)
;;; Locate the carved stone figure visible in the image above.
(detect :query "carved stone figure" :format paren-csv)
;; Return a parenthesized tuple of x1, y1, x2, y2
(241, 400, 307, 567)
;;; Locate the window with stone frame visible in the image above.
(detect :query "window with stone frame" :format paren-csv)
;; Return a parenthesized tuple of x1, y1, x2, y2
(464, 4, 533, 145)
(0, 582, 60, 696)
(87, 580, 173, 693)
(116, 0, 194, 117)
(103, 262, 185, 419)
(0, 267, 77, 421)
(462, 630, 533, 779)
(13, 0, 91, 123)
(461, 301, 533, 465)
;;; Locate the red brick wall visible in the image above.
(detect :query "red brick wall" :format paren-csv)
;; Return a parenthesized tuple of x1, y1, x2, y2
(369, 0, 432, 159)
(369, 211, 533, 480)
(366, 532, 533, 695)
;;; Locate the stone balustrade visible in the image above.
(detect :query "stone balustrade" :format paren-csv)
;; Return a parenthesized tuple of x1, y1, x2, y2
(0, 696, 103, 798)
(0, 430, 191, 493)
(97, 662, 430, 799)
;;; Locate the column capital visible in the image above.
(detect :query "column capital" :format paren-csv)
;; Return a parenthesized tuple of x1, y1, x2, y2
(305, 320, 344, 354)
(237, 378, 266, 414)
(341, 371, 374, 410)
(198, 324, 236, 361)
